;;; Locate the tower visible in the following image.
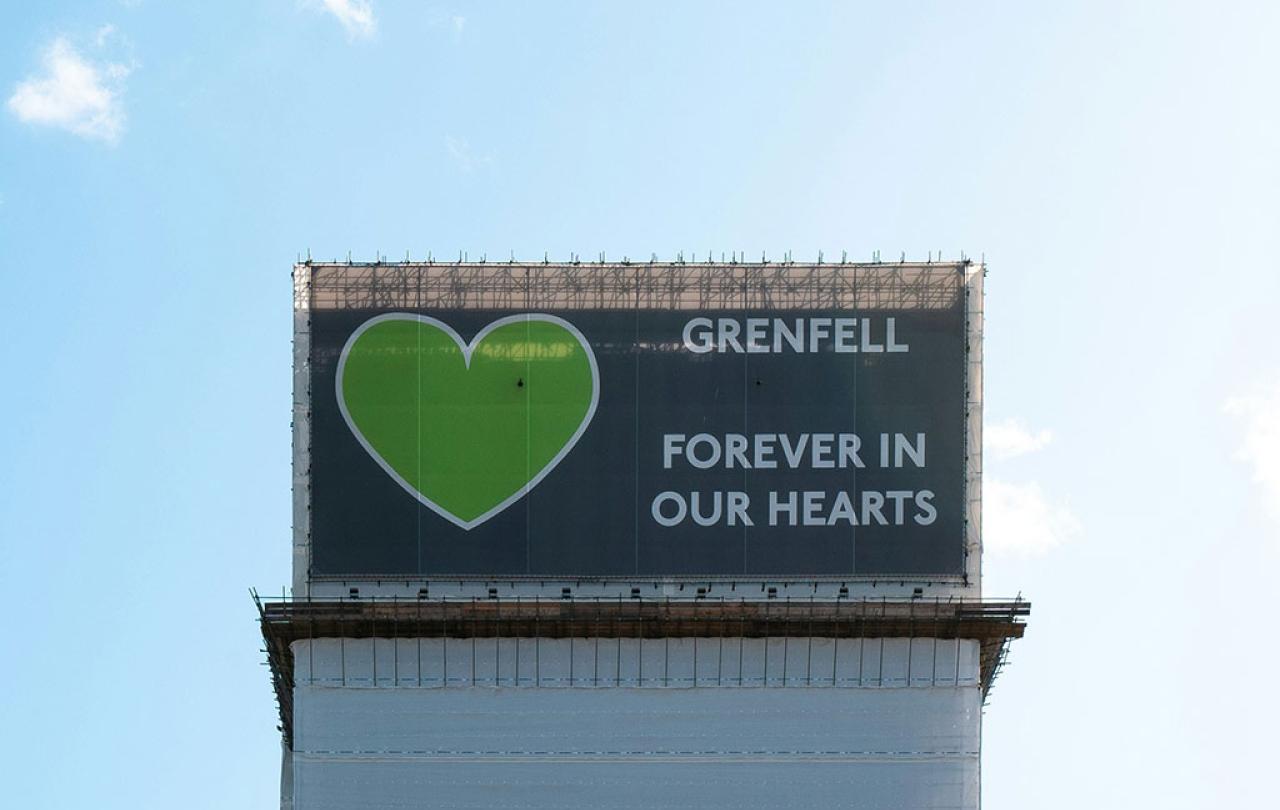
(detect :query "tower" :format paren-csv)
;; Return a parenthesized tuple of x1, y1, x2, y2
(260, 259, 1028, 809)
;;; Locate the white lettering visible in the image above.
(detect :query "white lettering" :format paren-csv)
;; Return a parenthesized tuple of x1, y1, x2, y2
(838, 434, 865, 468)
(774, 319, 804, 352)
(802, 491, 826, 526)
(662, 434, 686, 469)
(680, 317, 910, 354)
(754, 434, 778, 469)
(860, 317, 884, 353)
(769, 490, 797, 526)
(811, 433, 834, 468)
(725, 433, 750, 468)
(886, 317, 908, 352)
(682, 318, 714, 353)
(834, 318, 857, 353)
(895, 433, 926, 468)
(914, 491, 937, 525)
(727, 491, 753, 526)
(718, 319, 743, 353)
(685, 433, 722, 469)
(690, 491, 722, 526)
(808, 317, 832, 353)
(885, 490, 912, 524)
(778, 433, 809, 468)
(745, 318, 770, 353)
(861, 491, 888, 525)
(652, 492, 686, 526)
(828, 491, 858, 525)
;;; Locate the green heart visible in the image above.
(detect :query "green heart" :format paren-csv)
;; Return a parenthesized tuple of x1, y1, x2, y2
(336, 314, 598, 529)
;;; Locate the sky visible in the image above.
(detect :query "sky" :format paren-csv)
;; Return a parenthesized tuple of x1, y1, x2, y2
(2, 1, 1279, 807)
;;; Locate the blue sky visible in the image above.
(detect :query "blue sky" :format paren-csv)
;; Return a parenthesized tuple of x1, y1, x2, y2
(2, 2, 1279, 807)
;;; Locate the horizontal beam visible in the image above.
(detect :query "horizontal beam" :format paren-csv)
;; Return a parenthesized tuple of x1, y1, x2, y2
(256, 597, 1027, 749)
(260, 598, 1027, 642)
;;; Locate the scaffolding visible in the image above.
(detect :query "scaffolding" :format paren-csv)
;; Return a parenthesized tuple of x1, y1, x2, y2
(256, 594, 1027, 748)
(297, 261, 970, 312)
(290, 260, 985, 594)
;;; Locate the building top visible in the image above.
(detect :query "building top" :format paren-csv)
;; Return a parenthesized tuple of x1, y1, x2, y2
(296, 259, 976, 313)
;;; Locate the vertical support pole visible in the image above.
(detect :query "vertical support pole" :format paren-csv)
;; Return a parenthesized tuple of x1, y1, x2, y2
(955, 636, 962, 686)
(857, 598, 866, 687)
(737, 609, 746, 687)
(663, 631, 669, 687)
(291, 263, 313, 599)
(763, 599, 771, 687)
(931, 598, 939, 688)
(637, 598, 644, 687)
(692, 625, 698, 688)
(907, 598, 914, 687)
(614, 596, 622, 688)
(717, 599, 725, 687)
(806, 597, 814, 687)
(878, 598, 886, 687)
(832, 596, 841, 687)
(308, 596, 315, 687)
(782, 598, 790, 687)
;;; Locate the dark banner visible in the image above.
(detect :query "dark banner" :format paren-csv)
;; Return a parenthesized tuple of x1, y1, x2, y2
(309, 304, 966, 577)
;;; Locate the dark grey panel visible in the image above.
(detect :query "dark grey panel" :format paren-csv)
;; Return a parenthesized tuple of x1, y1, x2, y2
(309, 304, 965, 577)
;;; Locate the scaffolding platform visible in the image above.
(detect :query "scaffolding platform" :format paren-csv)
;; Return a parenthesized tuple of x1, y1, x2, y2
(256, 595, 1028, 747)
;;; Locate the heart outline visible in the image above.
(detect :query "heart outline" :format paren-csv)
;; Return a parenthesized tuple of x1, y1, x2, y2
(335, 313, 600, 530)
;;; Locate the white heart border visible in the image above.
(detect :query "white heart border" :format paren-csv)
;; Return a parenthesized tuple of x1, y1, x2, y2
(335, 313, 600, 531)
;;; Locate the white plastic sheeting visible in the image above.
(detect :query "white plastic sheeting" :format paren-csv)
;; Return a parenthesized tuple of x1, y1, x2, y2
(288, 637, 982, 809)
(292, 635, 980, 688)
(294, 756, 978, 810)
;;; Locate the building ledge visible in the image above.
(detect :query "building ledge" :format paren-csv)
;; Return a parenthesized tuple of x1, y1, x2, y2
(256, 595, 1028, 748)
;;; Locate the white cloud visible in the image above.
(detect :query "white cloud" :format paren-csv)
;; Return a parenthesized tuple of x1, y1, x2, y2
(423, 9, 466, 38)
(984, 478, 1081, 557)
(982, 416, 1077, 556)
(985, 417, 1053, 460)
(445, 136, 493, 173)
(1225, 379, 1280, 524)
(7, 37, 130, 144)
(314, 0, 377, 39)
